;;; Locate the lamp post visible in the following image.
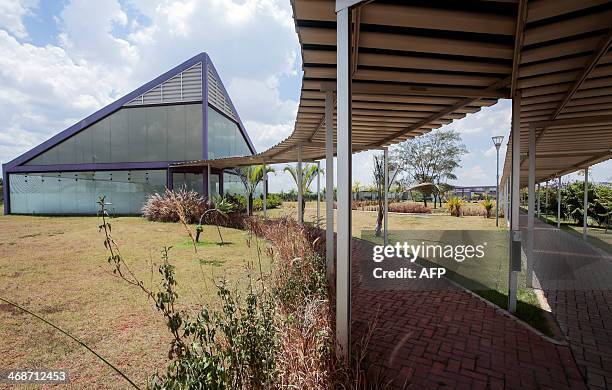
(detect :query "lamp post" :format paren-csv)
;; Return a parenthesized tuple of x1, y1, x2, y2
(492, 135, 504, 227)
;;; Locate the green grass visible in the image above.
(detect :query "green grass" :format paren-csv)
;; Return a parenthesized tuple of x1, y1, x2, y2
(0, 213, 271, 388)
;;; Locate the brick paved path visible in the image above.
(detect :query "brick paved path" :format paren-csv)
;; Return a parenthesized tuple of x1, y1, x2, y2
(520, 215, 612, 389)
(350, 238, 586, 389)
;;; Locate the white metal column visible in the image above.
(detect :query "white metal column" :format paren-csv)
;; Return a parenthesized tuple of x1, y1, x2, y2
(557, 176, 562, 229)
(207, 164, 211, 200)
(583, 167, 588, 240)
(509, 93, 521, 313)
(336, 4, 351, 362)
(325, 91, 335, 281)
(263, 163, 267, 219)
(297, 146, 303, 225)
(316, 161, 321, 227)
(383, 147, 389, 246)
(527, 125, 535, 289)
(545, 180, 549, 219)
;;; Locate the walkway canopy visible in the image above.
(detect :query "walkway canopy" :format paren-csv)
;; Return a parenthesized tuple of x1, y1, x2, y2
(173, 0, 612, 360)
(175, 0, 611, 180)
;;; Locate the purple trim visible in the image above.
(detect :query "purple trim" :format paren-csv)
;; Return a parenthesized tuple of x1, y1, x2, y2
(2, 168, 9, 215)
(7, 161, 172, 173)
(205, 54, 256, 154)
(4, 53, 208, 170)
(203, 55, 209, 159)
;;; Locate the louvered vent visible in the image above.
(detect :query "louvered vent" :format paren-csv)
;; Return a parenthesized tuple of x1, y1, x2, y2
(207, 67, 237, 121)
(125, 62, 202, 106)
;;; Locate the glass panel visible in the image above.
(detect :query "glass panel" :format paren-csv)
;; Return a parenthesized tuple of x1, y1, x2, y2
(24, 104, 202, 165)
(146, 106, 167, 161)
(185, 104, 203, 160)
(76, 126, 92, 163)
(92, 117, 111, 163)
(223, 172, 245, 197)
(172, 172, 204, 195)
(167, 105, 186, 161)
(110, 109, 129, 162)
(210, 173, 220, 197)
(208, 106, 252, 159)
(129, 107, 147, 162)
(8, 170, 166, 215)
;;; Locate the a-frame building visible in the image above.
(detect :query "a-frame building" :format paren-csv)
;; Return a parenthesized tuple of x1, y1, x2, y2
(2, 53, 255, 215)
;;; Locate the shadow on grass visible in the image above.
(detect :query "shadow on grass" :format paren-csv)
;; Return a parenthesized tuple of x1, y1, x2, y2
(536, 214, 612, 255)
(177, 239, 234, 249)
(415, 256, 553, 337)
(199, 259, 226, 267)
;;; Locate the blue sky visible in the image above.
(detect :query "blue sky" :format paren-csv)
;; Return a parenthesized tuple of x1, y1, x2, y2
(0, 0, 609, 192)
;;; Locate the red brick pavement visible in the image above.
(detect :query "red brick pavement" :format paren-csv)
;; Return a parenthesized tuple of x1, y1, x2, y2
(545, 291, 612, 390)
(350, 238, 587, 389)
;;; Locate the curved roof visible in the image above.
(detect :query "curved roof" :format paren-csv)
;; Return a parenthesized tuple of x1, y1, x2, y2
(175, 0, 611, 184)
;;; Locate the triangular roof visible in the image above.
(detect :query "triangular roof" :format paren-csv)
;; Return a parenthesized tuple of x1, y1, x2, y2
(4, 52, 255, 170)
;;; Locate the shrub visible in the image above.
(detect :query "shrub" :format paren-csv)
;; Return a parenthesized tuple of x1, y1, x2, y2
(447, 197, 463, 217)
(481, 197, 494, 219)
(142, 187, 208, 223)
(253, 193, 283, 211)
(388, 202, 432, 214)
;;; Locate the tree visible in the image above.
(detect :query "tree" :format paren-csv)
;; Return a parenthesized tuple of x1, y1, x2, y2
(352, 180, 361, 201)
(594, 184, 612, 233)
(372, 153, 399, 237)
(393, 129, 467, 207)
(237, 165, 274, 215)
(283, 163, 323, 221)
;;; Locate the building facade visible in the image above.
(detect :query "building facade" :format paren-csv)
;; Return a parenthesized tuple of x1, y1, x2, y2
(2, 53, 255, 215)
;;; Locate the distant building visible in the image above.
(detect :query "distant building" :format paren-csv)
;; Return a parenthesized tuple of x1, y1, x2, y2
(452, 186, 497, 200)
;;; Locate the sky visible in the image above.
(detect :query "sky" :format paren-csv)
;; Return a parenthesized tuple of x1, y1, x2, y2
(0, 0, 609, 193)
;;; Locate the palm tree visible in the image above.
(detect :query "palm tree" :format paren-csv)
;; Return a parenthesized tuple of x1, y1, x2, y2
(238, 165, 275, 215)
(283, 163, 323, 221)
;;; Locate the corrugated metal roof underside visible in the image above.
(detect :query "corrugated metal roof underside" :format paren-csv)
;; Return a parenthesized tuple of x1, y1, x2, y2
(173, 0, 611, 180)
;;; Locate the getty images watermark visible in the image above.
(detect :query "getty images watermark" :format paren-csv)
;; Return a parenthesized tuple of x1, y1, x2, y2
(371, 241, 487, 279)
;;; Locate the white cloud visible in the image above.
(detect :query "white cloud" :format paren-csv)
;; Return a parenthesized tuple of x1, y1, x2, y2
(0, 0, 301, 172)
(0, 0, 38, 39)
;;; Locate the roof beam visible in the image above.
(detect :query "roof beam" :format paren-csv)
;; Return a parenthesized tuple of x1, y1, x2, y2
(535, 28, 612, 142)
(511, 0, 528, 95)
(374, 77, 510, 146)
(529, 115, 612, 129)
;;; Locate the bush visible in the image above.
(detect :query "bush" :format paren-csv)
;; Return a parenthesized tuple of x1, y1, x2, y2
(447, 197, 463, 217)
(253, 193, 283, 211)
(142, 188, 208, 223)
(388, 202, 432, 214)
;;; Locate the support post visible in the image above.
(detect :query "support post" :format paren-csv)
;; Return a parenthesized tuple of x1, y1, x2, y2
(545, 180, 549, 220)
(317, 161, 321, 227)
(207, 164, 211, 200)
(336, 4, 351, 362)
(383, 147, 389, 246)
(298, 146, 303, 225)
(583, 167, 588, 240)
(509, 92, 521, 313)
(557, 176, 561, 229)
(495, 145, 500, 227)
(325, 90, 335, 282)
(537, 183, 540, 218)
(263, 163, 267, 219)
(527, 125, 536, 289)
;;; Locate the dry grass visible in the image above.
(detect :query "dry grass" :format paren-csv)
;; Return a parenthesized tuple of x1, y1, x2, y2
(260, 201, 502, 235)
(0, 213, 271, 389)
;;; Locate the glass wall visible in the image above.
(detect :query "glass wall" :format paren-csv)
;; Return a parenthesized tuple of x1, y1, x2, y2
(223, 171, 263, 198)
(9, 170, 165, 215)
(26, 104, 203, 165)
(172, 173, 204, 195)
(208, 106, 252, 159)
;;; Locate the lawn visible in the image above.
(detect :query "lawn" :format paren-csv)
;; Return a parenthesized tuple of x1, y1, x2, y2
(266, 201, 551, 336)
(0, 211, 271, 388)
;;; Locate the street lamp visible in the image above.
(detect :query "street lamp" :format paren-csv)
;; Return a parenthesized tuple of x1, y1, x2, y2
(492, 135, 504, 227)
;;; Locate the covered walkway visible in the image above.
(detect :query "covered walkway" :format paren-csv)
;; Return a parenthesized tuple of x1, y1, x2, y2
(351, 238, 585, 389)
(520, 214, 612, 389)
